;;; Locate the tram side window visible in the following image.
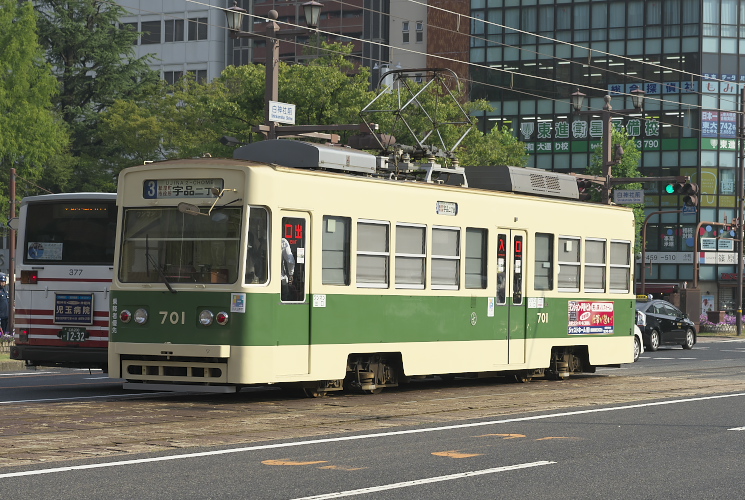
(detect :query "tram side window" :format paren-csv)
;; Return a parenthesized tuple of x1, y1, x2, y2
(395, 224, 426, 289)
(356, 220, 390, 288)
(322, 216, 350, 285)
(558, 236, 581, 292)
(246, 207, 268, 284)
(533, 233, 553, 290)
(609, 240, 632, 292)
(432, 226, 460, 289)
(465, 228, 487, 289)
(584, 239, 606, 292)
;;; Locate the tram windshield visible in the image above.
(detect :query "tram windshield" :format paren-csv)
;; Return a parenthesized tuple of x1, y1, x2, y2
(118, 206, 243, 284)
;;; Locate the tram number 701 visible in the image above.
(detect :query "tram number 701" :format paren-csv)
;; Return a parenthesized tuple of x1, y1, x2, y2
(537, 312, 549, 323)
(160, 311, 186, 325)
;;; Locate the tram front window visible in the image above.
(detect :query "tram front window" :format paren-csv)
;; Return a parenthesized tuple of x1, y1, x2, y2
(119, 206, 242, 284)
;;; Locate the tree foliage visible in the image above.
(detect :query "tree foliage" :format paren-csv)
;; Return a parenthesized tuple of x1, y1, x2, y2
(0, 0, 68, 209)
(35, 0, 159, 191)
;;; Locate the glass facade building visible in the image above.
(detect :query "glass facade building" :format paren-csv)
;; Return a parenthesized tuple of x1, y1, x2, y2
(469, 0, 744, 311)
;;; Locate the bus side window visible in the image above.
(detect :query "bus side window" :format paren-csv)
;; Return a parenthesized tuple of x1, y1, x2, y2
(246, 207, 268, 284)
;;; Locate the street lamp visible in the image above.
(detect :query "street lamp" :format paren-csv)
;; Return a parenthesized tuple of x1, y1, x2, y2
(224, 1, 323, 140)
(570, 89, 645, 204)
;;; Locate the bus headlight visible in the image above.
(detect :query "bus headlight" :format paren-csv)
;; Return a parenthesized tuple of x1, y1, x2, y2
(134, 308, 148, 324)
(199, 310, 214, 326)
(120, 310, 132, 323)
(216, 312, 229, 325)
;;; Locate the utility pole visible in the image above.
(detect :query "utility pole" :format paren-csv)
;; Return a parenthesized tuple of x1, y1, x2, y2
(570, 90, 645, 204)
(738, 87, 745, 335)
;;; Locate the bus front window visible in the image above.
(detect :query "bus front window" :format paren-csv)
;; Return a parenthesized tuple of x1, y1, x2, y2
(119, 206, 242, 284)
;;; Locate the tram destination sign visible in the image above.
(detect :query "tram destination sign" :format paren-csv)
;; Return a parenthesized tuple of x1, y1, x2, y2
(143, 179, 224, 199)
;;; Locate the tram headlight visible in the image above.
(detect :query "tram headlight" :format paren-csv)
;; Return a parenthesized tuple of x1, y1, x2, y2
(120, 310, 132, 323)
(216, 311, 229, 326)
(134, 308, 148, 324)
(199, 310, 214, 326)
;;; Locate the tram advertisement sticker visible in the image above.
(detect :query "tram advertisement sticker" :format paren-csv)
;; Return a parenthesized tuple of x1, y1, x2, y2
(567, 301, 614, 335)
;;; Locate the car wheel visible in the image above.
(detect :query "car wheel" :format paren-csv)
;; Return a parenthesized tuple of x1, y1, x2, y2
(682, 328, 695, 350)
(633, 336, 641, 362)
(648, 330, 660, 352)
(634, 335, 642, 362)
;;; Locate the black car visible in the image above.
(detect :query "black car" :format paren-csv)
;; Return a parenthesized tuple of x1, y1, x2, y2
(635, 299, 696, 351)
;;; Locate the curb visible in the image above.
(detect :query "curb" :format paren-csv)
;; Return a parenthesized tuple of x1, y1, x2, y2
(0, 360, 26, 372)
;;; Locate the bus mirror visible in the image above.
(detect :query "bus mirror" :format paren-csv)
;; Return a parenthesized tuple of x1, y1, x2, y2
(178, 202, 204, 217)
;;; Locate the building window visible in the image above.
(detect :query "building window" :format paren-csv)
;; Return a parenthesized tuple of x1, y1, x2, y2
(322, 216, 350, 285)
(416, 21, 424, 42)
(140, 21, 161, 44)
(188, 17, 208, 41)
(402, 21, 409, 43)
(558, 236, 581, 291)
(163, 71, 183, 85)
(465, 228, 487, 289)
(534, 233, 553, 291)
(584, 239, 606, 292)
(432, 226, 460, 289)
(186, 70, 208, 83)
(356, 220, 389, 288)
(395, 224, 426, 289)
(165, 19, 184, 42)
(120, 22, 139, 44)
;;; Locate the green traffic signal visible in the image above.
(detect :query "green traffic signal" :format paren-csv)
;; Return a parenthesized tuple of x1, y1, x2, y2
(665, 184, 676, 194)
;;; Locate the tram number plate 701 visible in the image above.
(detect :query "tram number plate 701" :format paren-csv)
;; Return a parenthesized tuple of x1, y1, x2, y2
(60, 327, 87, 342)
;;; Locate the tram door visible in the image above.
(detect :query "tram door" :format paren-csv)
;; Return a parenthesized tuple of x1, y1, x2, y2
(277, 212, 310, 375)
(496, 229, 527, 364)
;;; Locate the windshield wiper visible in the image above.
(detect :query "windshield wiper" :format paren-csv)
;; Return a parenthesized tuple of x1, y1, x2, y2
(146, 234, 176, 294)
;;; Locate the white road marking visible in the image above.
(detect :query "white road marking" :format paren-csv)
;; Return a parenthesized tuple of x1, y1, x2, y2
(1, 392, 745, 480)
(0, 393, 170, 405)
(720, 350, 745, 353)
(289, 461, 557, 500)
(84, 377, 111, 380)
(0, 372, 57, 377)
(728, 426, 745, 431)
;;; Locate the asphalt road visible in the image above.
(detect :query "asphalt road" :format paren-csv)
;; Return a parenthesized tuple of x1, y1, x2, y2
(0, 337, 743, 498)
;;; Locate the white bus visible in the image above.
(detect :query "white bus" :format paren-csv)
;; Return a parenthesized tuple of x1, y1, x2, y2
(11, 193, 116, 370)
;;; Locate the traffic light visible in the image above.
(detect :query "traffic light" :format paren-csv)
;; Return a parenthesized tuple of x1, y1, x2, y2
(682, 182, 698, 207)
(665, 181, 685, 194)
(577, 179, 593, 201)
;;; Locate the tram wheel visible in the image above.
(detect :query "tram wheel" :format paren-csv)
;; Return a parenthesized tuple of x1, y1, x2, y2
(514, 371, 532, 383)
(363, 387, 383, 395)
(302, 388, 327, 398)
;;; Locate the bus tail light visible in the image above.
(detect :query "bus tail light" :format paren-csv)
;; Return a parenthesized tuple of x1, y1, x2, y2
(120, 310, 132, 323)
(21, 270, 38, 284)
(216, 312, 229, 325)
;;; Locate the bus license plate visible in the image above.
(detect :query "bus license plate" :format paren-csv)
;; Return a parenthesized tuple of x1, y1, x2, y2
(61, 327, 87, 342)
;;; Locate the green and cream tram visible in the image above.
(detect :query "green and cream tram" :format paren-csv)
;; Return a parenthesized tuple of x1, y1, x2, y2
(109, 141, 636, 394)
